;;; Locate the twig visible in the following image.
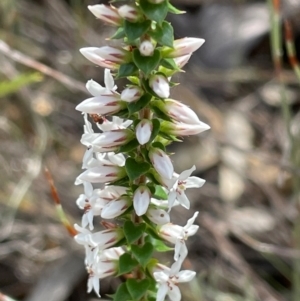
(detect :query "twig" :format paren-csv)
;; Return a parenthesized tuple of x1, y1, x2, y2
(0, 40, 86, 93)
(230, 227, 300, 259)
(201, 214, 286, 301)
(284, 20, 300, 83)
(45, 167, 77, 237)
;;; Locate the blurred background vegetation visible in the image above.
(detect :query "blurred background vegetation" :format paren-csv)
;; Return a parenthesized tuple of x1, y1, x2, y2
(0, 0, 300, 300)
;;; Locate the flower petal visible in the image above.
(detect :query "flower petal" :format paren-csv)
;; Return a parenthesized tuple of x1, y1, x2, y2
(176, 270, 196, 283)
(178, 165, 196, 181)
(156, 283, 169, 301)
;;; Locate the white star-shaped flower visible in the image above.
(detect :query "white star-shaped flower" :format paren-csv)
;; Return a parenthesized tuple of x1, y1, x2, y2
(154, 260, 196, 301)
(167, 165, 205, 210)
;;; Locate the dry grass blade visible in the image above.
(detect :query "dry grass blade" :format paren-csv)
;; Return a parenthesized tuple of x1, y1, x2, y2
(0, 40, 86, 93)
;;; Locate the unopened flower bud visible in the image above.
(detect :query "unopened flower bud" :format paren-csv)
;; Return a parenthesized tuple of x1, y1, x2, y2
(121, 86, 143, 102)
(76, 94, 124, 115)
(136, 119, 152, 145)
(133, 186, 151, 216)
(146, 207, 170, 225)
(118, 5, 140, 22)
(80, 46, 130, 69)
(76, 165, 126, 184)
(92, 129, 135, 149)
(101, 197, 131, 219)
(160, 120, 210, 137)
(88, 5, 122, 26)
(154, 99, 202, 125)
(139, 40, 155, 56)
(174, 54, 192, 69)
(149, 74, 170, 99)
(149, 148, 174, 180)
(162, 37, 205, 58)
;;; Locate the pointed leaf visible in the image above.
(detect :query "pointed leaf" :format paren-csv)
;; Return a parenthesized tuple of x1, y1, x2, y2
(168, 2, 186, 14)
(118, 253, 139, 276)
(117, 63, 138, 79)
(127, 93, 152, 115)
(118, 139, 140, 153)
(153, 185, 168, 200)
(160, 58, 179, 70)
(124, 20, 152, 41)
(110, 27, 126, 39)
(133, 49, 161, 75)
(149, 118, 160, 143)
(140, 0, 168, 23)
(149, 21, 174, 47)
(126, 279, 150, 300)
(124, 220, 146, 244)
(113, 283, 132, 301)
(131, 242, 154, 267)
(151, 142, 166, 151)
(125, 158, 151, 181)
(145, 235, 173, 252)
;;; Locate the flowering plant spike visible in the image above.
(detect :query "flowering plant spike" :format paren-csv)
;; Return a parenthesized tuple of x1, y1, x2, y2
(75, 1, 209, 300)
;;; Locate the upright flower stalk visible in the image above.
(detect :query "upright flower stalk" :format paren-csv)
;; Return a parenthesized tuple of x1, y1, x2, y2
(75, 1, 209, 300)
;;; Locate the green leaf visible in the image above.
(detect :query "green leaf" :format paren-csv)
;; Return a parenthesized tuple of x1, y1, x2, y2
(125, 158, 151, 181)
(131, 242, 154, 267)
(124, 20, 152, 42)
(0, 72, 43, 98)
(160, 58, 179, 70)
(151, 142, 166, 151)
(113, 283, 132, 301)
(140, 0, 168, 23)
(149, 119, 160, 143)
(118, 253, 139, 275)
(150, 105, 172, 122)
(109, 176, 129, 187)
(149, 21, 174, 47)
(117, 63, 138, 79)
(110, 27, 126, 39)
(127, 76, 140, 85)
(132, 49, 161, 75)
(118, 139, 140, 153)
(124, 220, 146, 244)
(127, 93, 152, 115)
(126, 279, 150, 300)
(168, 1, 186, 14)
(145, 225, 162, 240)
(153, 185, 168, 200)
(145, 235, 173, 252)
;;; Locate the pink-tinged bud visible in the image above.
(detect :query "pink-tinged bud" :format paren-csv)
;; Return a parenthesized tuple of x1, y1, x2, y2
(133, 186, 151, 216)
(76, 165, 126, 184)
(89, 228, 124, 248)
(101, 197, 131, 219)
(80, 47, 130, 69)
(92, 129, 135, 148)
(155, 99, 202, 125)
(121, 86, 143, 102)
(149, 74, 170, 99)
(76, 94, 125, 115)
(174, 54, 192, 69)
(118, 5, 140, 22)
(146, 207, 170, 225)
(149, 148, 174, 180)
(136, 119, 152, 145)
(88, 5, 122, 26)
(160, 120, 210, 136)
(139, 40, 155, 56)
(162, 38, 205, 58)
